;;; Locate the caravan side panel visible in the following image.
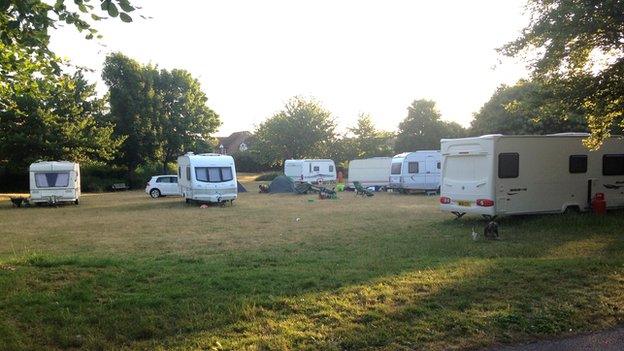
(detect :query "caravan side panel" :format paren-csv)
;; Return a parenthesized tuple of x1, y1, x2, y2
(347, 158, 392, 188)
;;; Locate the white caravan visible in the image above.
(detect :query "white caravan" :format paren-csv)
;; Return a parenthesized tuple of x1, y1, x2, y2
(439, 133, 624, 218)
(347, 157, 392, 189)
(284, 159, 337, 183)
(388, 151, 442, 192)
(177, 153, 237, 204)
(29, 161, 80, 205)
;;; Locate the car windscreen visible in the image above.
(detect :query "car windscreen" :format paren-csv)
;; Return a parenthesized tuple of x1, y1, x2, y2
(35, 172, 70, 188)
(390, 163, 402, 175)
(195, 167, 233, 183)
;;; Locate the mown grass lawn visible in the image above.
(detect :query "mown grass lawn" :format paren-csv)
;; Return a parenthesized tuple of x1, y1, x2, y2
(0, 184, 623, 350)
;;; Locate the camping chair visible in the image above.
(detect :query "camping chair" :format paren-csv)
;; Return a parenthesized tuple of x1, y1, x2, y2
(353, 181, 374, 197)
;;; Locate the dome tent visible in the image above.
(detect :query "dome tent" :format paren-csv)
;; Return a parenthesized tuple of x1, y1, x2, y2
(268, 175, 295, 193)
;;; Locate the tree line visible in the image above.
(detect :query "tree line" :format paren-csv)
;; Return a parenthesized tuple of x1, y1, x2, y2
(1, 0, 623, 190)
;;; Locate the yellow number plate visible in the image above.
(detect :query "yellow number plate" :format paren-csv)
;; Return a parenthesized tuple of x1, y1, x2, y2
(457, 200, 470, 207)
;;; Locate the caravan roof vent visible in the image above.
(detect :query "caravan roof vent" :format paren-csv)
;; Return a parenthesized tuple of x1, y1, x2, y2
(197, 153, 223, 156)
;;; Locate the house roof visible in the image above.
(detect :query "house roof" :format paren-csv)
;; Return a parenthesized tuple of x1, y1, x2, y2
(217, 131, 252, 151)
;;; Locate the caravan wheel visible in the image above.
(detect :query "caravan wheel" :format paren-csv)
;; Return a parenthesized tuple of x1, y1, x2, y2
(74, 199, 79, 205)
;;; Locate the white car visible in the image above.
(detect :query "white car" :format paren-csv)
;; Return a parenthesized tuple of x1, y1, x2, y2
(145, 175, 181, 198)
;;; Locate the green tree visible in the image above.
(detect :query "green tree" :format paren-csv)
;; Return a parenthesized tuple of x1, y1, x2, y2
(1, 0, 136, 84)
(0, 71, 121, 173)
(348, 114, 394, 159)
(502, 0, 624, 148)
(102, 53, 159, 177)
(102, 53, 221, 175)
(154, 69, 221, 171)
(253, 97, 337, 166)
(470, 80, 587, 136)
(394, 99, 465, 153)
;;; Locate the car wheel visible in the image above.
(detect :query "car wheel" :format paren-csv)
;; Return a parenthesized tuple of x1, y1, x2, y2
(150, 189, 161, 198)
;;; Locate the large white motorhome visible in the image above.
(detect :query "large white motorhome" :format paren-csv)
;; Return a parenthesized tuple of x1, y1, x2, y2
(177, 153, 237, 204)
(284, 159, 337, 183)
(29, 161, 80, 205)
(388, 151, 441, 192)
(347, 157, 392, 189)
(439, 134, 624, 218)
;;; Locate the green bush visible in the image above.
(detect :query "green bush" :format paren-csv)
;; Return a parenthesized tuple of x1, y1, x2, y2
(255, 172, 282, 181)
(232, 151, 266, 172)
(134, 163, 177, 186)
(81, 162, 178, 192)
(81, 164, 128, 192)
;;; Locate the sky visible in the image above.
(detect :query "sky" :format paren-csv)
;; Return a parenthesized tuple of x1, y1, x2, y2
(50, 0, 531, 136)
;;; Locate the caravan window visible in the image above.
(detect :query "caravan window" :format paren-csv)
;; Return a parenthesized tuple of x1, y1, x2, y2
(313, 166, 320, 172)
(195, 167, 234, 182)
(437, 162, 441, 169)
(408, 162, 419, 174)
(186, 166, 191, 181)
(603, 154, 624, 176)
(569, 155, 587, 173)
(391, 163, 402, 174)
(35, 172, 70, 188)
(329, 165, 334, 172)
(498, 153, 519, 178)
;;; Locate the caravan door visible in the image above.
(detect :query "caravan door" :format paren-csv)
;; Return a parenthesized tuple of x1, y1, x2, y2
(424, 156, 440, 190)
(405, 159, 423, 189)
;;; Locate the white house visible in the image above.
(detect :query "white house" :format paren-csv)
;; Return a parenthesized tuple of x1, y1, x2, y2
(29, 161, 81, 205)
(177, 153, 238, 204)
(284, 159, 337, 183)
(388, 151, 441, 192)
(439, 133, 624, 218)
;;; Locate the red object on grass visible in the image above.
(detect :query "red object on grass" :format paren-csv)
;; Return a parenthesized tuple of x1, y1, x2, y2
(592, 193, 606, 215)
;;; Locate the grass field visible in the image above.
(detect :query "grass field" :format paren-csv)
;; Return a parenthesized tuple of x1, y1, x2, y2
(1, 183, 623, 350)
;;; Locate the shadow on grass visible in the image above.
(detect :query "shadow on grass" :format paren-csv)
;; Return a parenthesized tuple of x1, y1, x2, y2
(1, 212, 623, 350)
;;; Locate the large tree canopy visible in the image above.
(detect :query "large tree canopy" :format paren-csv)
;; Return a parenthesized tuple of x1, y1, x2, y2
(0, 71, 121, 173)
(394, 99, 465, 153)
(470, 80, 587, 136)
(102, 53, 220, 174)
(502, 0, 624, 148)
(253, 97, 337, 166)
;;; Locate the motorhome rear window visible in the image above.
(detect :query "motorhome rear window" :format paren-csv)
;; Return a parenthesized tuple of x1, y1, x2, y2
(603, 154, 624, 176)
(195, 167, 234, 182)
(498, 153, 519, 178)
(408, 162, 419, 174)
(35, 172, 70, 188)
(391, 163, 401, 174)
(569, 155, 587, 173)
